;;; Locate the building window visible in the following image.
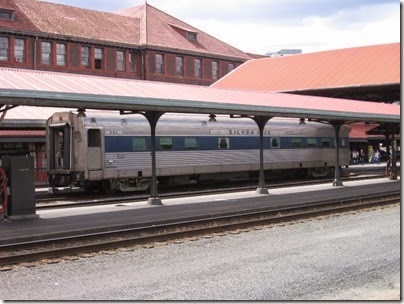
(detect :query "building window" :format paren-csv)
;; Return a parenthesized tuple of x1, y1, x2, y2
(176, 56, 183, 76)
(186, 32, 197, 41)
(56, 43, 66, 66)
(194, 59, 201, 78)
(212, 61, 218, 80)
(156, 53, 164, 74)
(14, 38, 25, 62)
(81, 46, 90, 68)
(0, 10, 14, 21)
(94, 48, 103, 70)
(117, 50, 125, 71)
(228, 63, 235, 73)
(41, 42, 52, 65)
(129, 52, 137, 72)
(0, 37, 9, 61)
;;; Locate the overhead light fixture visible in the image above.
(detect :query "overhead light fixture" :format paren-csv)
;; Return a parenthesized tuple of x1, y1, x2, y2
(299, 118, 306, 125)
(209, 114, 217, 122)
(77, 108, 86, 118)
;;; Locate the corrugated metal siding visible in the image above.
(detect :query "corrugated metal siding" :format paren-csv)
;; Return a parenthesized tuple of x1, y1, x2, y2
(103, 148, 348, 178)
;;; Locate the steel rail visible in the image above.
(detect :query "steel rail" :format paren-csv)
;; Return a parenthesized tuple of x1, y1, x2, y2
(0, 191, 399, 267)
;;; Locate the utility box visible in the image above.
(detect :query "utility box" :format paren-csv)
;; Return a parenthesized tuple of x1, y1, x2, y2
(1, 156, 37, 219)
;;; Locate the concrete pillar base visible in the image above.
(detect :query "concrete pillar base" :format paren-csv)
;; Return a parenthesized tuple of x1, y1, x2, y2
(7, 214, 39, 220)
(256, 188, 269, 195)
(332, 180, 344, 187)
(148, 197, 163, 205)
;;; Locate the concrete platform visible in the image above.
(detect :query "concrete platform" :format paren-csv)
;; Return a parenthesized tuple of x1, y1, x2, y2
(1, 177, 400, 246)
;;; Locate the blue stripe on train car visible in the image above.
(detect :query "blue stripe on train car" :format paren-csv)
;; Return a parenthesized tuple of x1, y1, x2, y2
(104, 135, 348, 153)
(105, 136, 134, 153)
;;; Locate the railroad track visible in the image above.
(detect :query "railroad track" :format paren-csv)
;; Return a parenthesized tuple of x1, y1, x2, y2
(36, 172, 389, 209)
(0, 190, 399, 268)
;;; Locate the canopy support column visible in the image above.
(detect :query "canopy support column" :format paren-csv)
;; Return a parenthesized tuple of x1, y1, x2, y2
(371, 123, 400, 180)
(388, 132, 398, 180)
(252, 116, 272, 194)
(144, 111, 165, 205)
(310, 119, 350, 187)
(332, 122, 343, 186)
(120, 110, 165, 204)
(126, 111, 163, 205)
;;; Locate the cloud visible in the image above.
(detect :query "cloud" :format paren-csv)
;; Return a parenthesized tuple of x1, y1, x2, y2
(177, 1, 400, 54)
(44, 0, 400, 54)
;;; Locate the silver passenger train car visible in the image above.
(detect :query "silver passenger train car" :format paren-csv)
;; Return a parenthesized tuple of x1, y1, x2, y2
(46, 111, 349, 192)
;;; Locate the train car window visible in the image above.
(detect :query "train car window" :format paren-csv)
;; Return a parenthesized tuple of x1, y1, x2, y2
(271, 137, 280, 148)
(219, 138, 229, 149)
(160, 137, 173, 150)
(321, 138, 331, 148)
(307, 138, 317, 148)
(185, 137, 197, 149)
(340, 138, 347, 148)
(291, 138, 302, 148)
(88, 129, 101, 147)
(133, 137, 147, 151)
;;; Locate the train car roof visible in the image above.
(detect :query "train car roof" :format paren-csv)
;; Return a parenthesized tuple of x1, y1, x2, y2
(0, 68, 400, 124)
(76, 112, 335, 129)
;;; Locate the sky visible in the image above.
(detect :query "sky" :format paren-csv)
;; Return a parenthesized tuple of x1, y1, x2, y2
(43, 0, 400, 55)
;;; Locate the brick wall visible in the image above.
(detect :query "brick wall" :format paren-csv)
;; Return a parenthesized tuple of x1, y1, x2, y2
(0, 34, 243, 85)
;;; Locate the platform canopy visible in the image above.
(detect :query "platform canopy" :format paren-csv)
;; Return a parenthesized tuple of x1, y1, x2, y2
(212, 43, 400, 103)
(0, 68, 400, 123)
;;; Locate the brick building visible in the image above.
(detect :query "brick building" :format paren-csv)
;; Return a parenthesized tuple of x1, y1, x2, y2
(0, 0, 254, 184)
(0, 0, 252, 85)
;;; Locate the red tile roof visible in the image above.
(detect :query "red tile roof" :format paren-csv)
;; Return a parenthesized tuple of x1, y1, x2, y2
(2, 106, 76, 120)
(8, 0, 140, 45)
(114, 3, 252, 60)
(0, 130, 45, 137)
(348, 123, 384, 140)
(1, 0, 250, 60)
(212, 43, 400, 92)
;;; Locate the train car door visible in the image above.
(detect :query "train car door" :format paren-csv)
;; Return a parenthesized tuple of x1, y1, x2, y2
(48, 123, 71, 170)
(87, 129, 102, 170)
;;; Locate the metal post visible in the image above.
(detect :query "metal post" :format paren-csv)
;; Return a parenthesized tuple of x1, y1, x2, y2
(332, 123, 343, 186)
(252, 116, 272, 194)
(389, 132, 398, 180)
(144, 111, 164, 205)
(384, 131, 391, 164)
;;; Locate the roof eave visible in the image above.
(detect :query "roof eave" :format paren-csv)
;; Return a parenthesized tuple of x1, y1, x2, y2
(0, 29, 141, 49)
(280, 82, 401, 94)
(0, 89, 400, 124)
(144, 44, 252, 61)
